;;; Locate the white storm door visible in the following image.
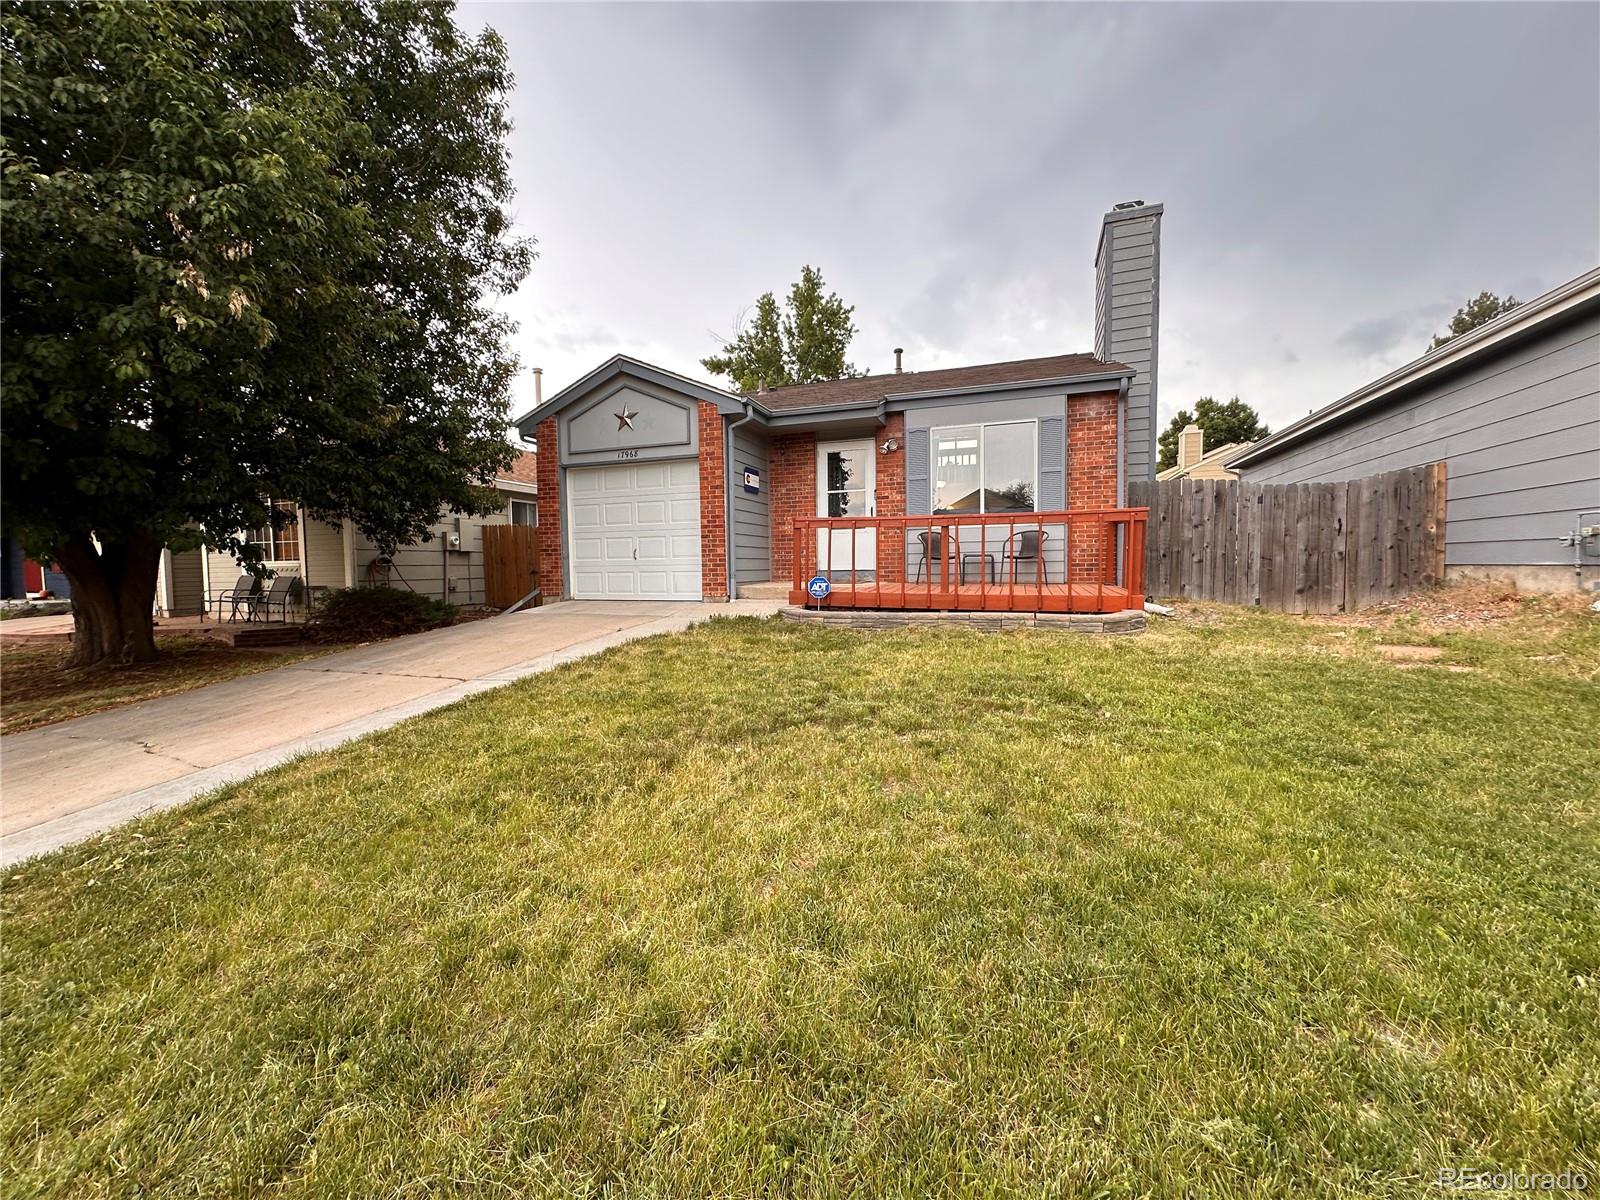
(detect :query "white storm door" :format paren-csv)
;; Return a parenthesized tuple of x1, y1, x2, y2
(815, 440, 877, 574)
(567, 460, 702, 599)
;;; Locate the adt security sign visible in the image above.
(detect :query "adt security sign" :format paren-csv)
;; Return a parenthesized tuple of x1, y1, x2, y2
(806, 575, 831, 605)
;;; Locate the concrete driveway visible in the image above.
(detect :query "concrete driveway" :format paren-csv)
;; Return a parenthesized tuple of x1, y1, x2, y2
(1, 600, 780, 866)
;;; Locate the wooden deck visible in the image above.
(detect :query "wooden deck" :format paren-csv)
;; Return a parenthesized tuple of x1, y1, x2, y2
(789, 508, 1148, 615)
(786, 581, 1141, 613)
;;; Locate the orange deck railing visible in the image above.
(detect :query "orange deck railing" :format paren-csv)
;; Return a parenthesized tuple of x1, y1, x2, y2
(788, 508, 1148, 614)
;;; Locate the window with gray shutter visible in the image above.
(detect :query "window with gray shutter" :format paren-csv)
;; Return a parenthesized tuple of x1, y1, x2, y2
(1039, 414, 1065, 509)
(906, 426, 931, 515)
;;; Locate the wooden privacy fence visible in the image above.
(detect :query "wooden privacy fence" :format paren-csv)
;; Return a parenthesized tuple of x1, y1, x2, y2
(482, 524, 541, 608)
(1127, 462, 1447, 613)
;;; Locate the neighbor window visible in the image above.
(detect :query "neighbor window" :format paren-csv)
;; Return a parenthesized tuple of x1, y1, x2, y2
(509, 499, 538, 527)
(932, 421, 1037, 513)
(248, 499, 299, 561)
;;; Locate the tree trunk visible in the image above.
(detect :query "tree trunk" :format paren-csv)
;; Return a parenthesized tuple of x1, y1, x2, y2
(52, 533, 163, 668)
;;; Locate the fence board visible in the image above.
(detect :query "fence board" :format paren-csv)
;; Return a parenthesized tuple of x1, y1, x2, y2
(482, 524, 541, 608)
(1135, 462, 1446, 612)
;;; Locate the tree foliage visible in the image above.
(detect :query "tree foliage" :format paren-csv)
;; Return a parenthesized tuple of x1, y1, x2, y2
(0, 0, 533, 665)
(1428, 290, 1521, 352)
(702, 265, 858, 392)
(1156, 397, 1269, 472)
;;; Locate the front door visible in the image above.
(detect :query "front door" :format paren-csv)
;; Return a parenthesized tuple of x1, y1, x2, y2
(816, 440, 877, 575)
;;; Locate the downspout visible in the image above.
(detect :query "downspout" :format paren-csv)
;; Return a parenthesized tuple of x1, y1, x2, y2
(724, 399, 755, 600)
(1115, 377, 1129, 508)
(1116, 376, 1129, 589)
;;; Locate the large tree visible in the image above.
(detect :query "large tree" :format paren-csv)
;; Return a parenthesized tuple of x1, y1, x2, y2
(1156, 396, 1269, 472)
(1428, 290, 1521, 351)
(1, 0, 533, 667)
(702, 265, 859, 392)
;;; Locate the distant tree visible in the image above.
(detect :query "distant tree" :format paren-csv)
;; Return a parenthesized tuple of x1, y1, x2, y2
(1, 1, 533, 667)
(1428, 291, 1521, 351)
(702, 265, 859, 392)
(1156, 397, 1270, 471)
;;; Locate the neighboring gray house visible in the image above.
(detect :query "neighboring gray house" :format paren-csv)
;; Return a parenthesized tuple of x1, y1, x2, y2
(1229, 267, 1600, 592)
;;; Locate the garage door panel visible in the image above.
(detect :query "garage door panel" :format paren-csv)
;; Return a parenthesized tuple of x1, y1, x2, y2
(568, 462, 701, 600)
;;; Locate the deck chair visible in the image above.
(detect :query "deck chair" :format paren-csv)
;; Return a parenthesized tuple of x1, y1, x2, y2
(914, 529, 944, 583)
(1001, 529, 1051, 585)
(252, 575, 305, 623)
(214, 574, 260, 623)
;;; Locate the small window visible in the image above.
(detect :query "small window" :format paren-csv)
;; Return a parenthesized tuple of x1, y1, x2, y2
(248, 499, 299, 561)
(932, 422, 1037, 514)
(510, 499, 538, 527)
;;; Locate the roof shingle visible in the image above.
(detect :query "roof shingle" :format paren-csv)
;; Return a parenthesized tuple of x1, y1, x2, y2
(755, 353, 1130, 411)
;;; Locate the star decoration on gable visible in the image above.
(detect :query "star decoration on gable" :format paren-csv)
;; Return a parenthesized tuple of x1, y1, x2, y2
(615, 404, 638, 431)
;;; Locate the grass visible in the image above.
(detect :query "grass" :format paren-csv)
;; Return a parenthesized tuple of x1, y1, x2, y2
(2, 600, 1597, 1197)
(0, 635, 339, 734)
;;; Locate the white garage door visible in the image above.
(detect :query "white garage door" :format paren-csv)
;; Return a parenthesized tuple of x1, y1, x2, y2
(568, 460, 702, 600)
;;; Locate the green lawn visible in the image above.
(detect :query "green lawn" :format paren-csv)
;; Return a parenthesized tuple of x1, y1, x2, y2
(3, 602, 1597, 1197)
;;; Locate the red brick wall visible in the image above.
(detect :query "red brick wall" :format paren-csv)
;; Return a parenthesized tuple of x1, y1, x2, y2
(769, 432, 817, 584)
(1067, 391, 1119, 580)
(697, 403, 728, 601)
(534, 417, 562, 599)
(875, 414, 905, 583)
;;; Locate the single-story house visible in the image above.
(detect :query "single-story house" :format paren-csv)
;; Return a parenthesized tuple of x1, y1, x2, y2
(155, 450, 540, 617)
(1156, 424, 1251, 482)
(512, 202, 1164, 608)
(1228, 266, 1600, 592)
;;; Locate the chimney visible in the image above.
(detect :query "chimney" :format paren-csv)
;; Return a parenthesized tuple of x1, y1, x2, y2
(894, 347, 904, 373)
(1178, 423, 1204, 470)
(1095, 200, 1162, 484)
(532, 366, 543, 407)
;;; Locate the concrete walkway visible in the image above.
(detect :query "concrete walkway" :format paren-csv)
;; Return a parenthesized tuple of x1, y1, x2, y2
(1, 600, 780, 866)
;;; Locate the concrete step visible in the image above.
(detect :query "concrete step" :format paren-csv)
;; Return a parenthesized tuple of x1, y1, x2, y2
(203, 623, 309, 648)
(736, 581, 789, 600)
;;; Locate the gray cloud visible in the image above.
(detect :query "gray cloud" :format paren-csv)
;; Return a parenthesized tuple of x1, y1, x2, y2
(459, 1, 1600, 433)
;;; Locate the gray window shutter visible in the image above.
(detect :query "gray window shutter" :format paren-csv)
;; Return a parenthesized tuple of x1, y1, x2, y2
(1040, 415, 1066, 510)
(906, 426, 931, 514)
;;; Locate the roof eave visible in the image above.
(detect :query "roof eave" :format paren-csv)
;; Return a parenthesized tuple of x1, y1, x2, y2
(1231, 266, 1600, 469)
(512, 354, 744, 432)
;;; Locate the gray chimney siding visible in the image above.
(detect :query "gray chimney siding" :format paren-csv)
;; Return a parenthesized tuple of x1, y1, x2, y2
(1095, 203, 1162, 484)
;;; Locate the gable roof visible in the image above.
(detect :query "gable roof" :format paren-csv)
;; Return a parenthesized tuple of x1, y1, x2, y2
(515, 352, 1134, 434)
(757, 353, 1131, 411)
(1229, 265, 1600, 470)
(1156, 441, 1252, 481)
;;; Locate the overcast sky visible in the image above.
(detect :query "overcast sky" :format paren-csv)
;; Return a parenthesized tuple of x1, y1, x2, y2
(456, 1, 1599, 437)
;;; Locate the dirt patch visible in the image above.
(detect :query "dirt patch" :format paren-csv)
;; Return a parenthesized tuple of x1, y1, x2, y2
(1375, 644, 1445, 661)
(1318, 581, 1592, 632)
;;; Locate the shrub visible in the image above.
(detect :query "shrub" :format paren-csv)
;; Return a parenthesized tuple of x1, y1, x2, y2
(310, 587, 457, 643)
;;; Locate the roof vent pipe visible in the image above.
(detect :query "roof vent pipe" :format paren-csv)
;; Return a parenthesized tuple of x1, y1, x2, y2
(894, 347, 904, 373)
(532, 366, 543, 407)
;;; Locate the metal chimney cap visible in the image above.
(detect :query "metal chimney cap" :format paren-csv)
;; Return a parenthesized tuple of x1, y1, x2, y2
(1113, 200, 1145, 210)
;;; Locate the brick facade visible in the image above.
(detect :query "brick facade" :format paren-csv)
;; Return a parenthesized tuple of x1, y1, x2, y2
(874, 413, 906, 583)
(534, 417, 562, 600)
(769, 431, 817, 585)
(697, 402, 728, 600)
(1066, 390, 1120, 581)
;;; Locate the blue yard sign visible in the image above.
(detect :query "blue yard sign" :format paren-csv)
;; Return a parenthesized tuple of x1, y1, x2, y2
(806, 575, 831, 603)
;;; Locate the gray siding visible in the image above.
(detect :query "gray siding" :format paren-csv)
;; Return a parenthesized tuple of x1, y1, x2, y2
(1238, 311, 1600, 567)
(732, 424, 771, 583)
(1095, 206, 1161, 484)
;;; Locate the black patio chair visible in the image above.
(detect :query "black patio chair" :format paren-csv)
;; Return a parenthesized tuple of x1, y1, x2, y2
(214, 574, 260, 623)
(914, 529, 944, 583)
(1001, 529, 1051, 585)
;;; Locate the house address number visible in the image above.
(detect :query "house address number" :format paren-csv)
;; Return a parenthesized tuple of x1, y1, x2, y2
(616, 448, 639, 460)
